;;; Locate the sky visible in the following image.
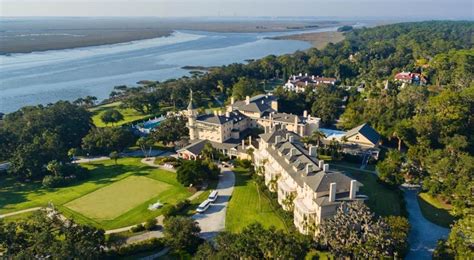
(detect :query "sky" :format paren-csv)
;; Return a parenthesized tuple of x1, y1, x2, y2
(1, 0, 472, 19)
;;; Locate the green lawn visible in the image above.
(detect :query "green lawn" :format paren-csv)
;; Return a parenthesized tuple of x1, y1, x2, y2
(331, 164, 405, 217)
(226, 168, 286, 233)
(90, 101, 151, 127)
(65, 176, 172, 221)
(418, 192, 455, 228)
(1, 158, 191, 229)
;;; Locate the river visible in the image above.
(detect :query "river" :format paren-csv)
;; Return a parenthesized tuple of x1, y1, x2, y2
(0, 26, 344, 113)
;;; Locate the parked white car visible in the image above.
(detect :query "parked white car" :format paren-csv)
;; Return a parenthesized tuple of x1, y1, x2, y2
(196, 199, 211, 213)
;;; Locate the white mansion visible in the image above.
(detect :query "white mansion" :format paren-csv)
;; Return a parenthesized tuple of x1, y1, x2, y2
(254, 127, 367, 235)
(284, 73, 337, 93)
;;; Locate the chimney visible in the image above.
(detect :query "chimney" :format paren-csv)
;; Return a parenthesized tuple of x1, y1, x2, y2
(293, 75, 296, 80)
(248, 135, 252, 145)
(303, 110, 308, 118)
(309, 146, 317, 157)
(318, 160, 324, 170)
(299, 73, 302, 77)
(286, 133, 291, 141)
(275, 136, 282, 144)
(329, 183, 336, 202)
(231, 96, 235, 105)
(290, 148, 297, 157)
(312, 75, 315, 80)
(213, 110, 218, 116)
(245, 96, 250, 105)
(350, 180, 357, 200)
(305, 73, 308, 77)
(289, 136, 294, 143)
(305, 164, 313, 174)
(226, 111, 230, 118)
(242, 139, 245, 150)
(323, 163, 329, 172)
(305, 81, 308, 86)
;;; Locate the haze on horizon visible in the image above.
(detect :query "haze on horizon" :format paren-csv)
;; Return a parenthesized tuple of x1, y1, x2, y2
(1, 0, 472, 19)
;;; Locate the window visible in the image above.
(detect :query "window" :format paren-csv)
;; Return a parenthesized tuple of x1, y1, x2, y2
(355, 135, 360, 140)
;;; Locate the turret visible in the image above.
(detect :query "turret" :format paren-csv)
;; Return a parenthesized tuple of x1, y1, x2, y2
(187, 90, 198, 140)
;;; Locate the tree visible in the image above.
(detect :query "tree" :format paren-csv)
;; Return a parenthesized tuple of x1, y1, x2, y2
(213, 223, 310, 259)
(231, 77, 263, 100)
(1, 101, 92, 180)
(68, 148, 78, 160)
(100, 109, 124, 126)
(0, 211, 105, 258)
(376, 149, 406, 185)
(194, 241, 217, 259)
(201, 142, 216, 161)
(384, 216, 411, 257)
(46, 160, 62, 176)
(163, 216, 202, 254)
(320, 201, 401, 258)
(109, 151, 119, 165)
(151, 115, 188, 145)
(176, 160, 219, 187)
(137, 137, 154, 158)
(81, 127, 135, 155)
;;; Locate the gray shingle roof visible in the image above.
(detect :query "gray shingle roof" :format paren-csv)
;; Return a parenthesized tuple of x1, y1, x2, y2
(265, 130, 356, 193)
(196, 111, 246, 125)
(345, 123, 380, 145)
(232, 94, 277, 114)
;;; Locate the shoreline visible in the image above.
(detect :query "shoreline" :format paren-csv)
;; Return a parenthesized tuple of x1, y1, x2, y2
(0, 19, 346, 55)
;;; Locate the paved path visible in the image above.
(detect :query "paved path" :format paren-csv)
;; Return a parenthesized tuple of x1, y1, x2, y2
(0, 207, 42, 218)
(141, 157, 177, 172)
(403, 188, 450, 260)
(192, 167, 235, 240)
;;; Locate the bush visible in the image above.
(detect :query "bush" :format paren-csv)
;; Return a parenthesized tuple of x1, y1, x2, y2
(107, 238, 165, 257)
(131, 224, 145, 233)
(162, 200, 191, 218)
(144, 218, 157, 231)
(42, 175, 65, 188)
(234, 159, 252, 169)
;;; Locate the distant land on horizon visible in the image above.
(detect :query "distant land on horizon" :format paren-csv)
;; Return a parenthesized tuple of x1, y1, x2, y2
(0, 17, 374, 54)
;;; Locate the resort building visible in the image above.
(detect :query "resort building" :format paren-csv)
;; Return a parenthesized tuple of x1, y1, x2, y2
(284, 73, 336, 92)
(394, 72, 427, 85)
(178, 93, 320, 159)
(253, 126, 367, 235)
(320, 123, 381, 159)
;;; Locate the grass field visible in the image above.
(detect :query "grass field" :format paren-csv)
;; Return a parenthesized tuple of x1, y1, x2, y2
(331, 164, 405, 217)
(1, 158, 191, 229)
(65, 176, 171, 221)
(226, 168, 286, 233)
(90, 101, 151, 127)
(418, 192, 455, 228)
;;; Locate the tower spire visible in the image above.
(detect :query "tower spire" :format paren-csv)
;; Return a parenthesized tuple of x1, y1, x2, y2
(187, 89, 195, 110)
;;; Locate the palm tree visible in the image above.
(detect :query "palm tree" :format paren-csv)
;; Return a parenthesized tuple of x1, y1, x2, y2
(201, 142, 215, 161)
(310, 130, 327, 147)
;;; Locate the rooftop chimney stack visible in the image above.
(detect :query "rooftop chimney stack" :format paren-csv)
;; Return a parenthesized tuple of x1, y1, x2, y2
(214, 110, 218, 116)
(323, 164, 329, 172)
(305, 164, 313, 175)
(312, 75, 315, 80)
(245, 96, 250, 105)
(290, 148, 297, 157)
(289, 136, 294, 143)
(329, 183, 336, 202)
(309, 146, 317, 157)
(318, 160, 324, 170)
(275, 136, 282, 144)
(226, 111, 230, 118)
(350, 180, 357, 200)
(303, 110, 308, 118)
(231, 96, 235, 105)
(242, 139, 245, 150)
(286, 133, 291, 141)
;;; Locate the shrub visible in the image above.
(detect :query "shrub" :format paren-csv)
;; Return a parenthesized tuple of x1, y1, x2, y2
(235, 159, 252, 169)
(42, 175, 65, 188)
(144, 218, 157, 230)
(131, 224, 145, 233)
(107, 238, 165, 257)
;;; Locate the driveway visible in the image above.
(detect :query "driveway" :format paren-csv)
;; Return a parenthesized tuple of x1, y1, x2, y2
(403, 188, 450, 260)
(192, 167, 235, 240)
